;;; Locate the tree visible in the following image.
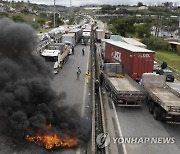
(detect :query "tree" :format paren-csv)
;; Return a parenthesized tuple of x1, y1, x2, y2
(142, 36, 169, 51)
(113, 16, 136, 36)
(136, 23, 151, 38)
(137, 2, 143, 7)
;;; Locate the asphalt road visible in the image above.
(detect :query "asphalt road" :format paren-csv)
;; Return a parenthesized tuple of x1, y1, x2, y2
(50, 43, 92, 154)
(116, 104, 180, 154)
(103, 92, 180, 154)
(167, 79, 180, 94)
(95, 40, 180, 154)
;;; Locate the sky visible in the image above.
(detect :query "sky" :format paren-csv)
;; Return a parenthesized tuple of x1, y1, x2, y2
(9, 0, 180, 7)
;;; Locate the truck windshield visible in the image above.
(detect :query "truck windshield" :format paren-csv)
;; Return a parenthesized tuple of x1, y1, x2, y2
(42, 56, 58, 62)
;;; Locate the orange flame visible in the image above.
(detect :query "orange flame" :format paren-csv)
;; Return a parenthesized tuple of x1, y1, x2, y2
(25, 132, 78, 149)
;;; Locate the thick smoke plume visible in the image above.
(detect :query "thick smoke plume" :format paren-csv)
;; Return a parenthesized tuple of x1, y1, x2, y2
(0, 18, 90, 147)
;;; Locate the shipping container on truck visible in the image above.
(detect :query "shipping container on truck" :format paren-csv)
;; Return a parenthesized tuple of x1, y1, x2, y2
(96, 29, 105, 42)
(104, 39, 154, 81)
(69, 28, 82, 44)
(81, 29, 91, 45)
(62, 33, 76, 46)
(142, 73, 180, 123)
(103, 63, 146, 106)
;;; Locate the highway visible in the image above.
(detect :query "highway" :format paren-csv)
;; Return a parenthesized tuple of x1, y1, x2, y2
(50, 44, 92, 154)
(103, 93, 180, 154)
(95, 39, 180, 154)
(167, 79, 180, 94)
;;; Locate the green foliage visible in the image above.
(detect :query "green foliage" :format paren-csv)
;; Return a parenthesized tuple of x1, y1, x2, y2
(36, 17, 46, 26)
(12, 14, 25, 22)
(142, 36, 169, 51)
(0, 12, 9, 18)
(67, 17, 74, 25)
(101, 5, 116, 14)
(136, 23, 151, 38)
(113, 16, 136, 36)
(49, 13, 64, 27)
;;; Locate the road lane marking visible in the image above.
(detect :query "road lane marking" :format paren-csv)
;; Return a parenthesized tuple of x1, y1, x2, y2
(76, 48, 90, 154)
(81, 48, 90, 117)
(111, 100, 127, 154)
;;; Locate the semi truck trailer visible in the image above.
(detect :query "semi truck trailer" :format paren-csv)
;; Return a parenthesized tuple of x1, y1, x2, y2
(142, 73, 180, 123)
(103, 63, 146, 106)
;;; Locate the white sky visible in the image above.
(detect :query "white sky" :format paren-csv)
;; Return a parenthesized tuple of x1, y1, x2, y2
(9, 0, 180, 6)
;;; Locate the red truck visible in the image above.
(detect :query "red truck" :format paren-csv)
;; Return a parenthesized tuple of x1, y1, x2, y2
(103, 39, 154, 81)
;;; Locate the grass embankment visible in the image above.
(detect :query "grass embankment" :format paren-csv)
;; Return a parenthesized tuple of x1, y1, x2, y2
(155, 51, 180, 80)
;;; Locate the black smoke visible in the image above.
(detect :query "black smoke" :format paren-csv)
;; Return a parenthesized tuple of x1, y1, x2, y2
(0, 18, 90, 148)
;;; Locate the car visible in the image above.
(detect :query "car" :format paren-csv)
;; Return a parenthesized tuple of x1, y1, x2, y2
(153, 61, 160, 72)
(163, 69, 175, 82)
(156, 69, 174, 82)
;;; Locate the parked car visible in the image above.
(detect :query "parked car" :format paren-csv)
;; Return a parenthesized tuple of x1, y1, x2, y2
(153, 61, 159, 72)
(156, 69, 174, 82)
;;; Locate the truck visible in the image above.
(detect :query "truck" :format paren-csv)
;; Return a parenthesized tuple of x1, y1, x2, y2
(142, 73, 180, 123)
(103, 63, 146, 106)
(69, 28, 82, 44)
(81, 29, 91, 45)
(41, 43, 71, 74)
(62, 33, 76, 46)
(96, 29, 105, 42)
(104, 39, 154, 81)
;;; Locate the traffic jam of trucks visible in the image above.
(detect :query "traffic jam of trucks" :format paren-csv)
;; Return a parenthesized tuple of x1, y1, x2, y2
(98, 32, 180, 123)
(38, 21, 180, 123)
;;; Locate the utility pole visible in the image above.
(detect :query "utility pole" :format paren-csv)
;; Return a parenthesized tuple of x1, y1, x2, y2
(70, 0, 72, 16)
(178, 16, 180, 36)
(54, 0, 56, 28)
(70, 0, 72, 7)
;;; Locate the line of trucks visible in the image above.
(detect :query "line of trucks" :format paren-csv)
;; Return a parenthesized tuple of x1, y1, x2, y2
(40, 28, 83, 74)
(100, 37, 180, 123)
(40, 24, 95, 73)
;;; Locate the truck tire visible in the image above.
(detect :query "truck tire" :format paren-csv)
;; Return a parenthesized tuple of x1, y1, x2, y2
(108, 90, 112, 98)
(153, 106, 160, 120)
(149, 101, 154, 114)
(153, 106, 164, 121)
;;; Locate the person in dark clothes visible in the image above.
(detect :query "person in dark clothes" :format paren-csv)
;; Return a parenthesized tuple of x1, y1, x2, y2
(95, 80, 99, 94)
(99, 72, 104, 85)
(82, 48, 85, 56)
(72, 45, 74, 55)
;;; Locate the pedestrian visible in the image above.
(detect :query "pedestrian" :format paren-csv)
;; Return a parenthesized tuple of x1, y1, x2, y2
(76, 67, 81, 80)
(72, 45, 74, 55)
(95, 80, 99, 94)
(161, 61, 167, 70)
(99, 71, 104, 85)
(82, 48, 85, 56)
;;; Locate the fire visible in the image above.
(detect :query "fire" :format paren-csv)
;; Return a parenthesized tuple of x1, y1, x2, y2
(25, 132, 78, 149)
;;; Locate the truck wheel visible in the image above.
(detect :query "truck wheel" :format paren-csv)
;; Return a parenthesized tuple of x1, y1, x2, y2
(108, 91, 112, 97)
(149, 101, 154, 114)
(153, 106, 160, 120)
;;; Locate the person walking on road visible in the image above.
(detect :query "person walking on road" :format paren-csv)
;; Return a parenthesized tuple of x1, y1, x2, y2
(76, 67, 81, 80)
(72, 45, 74, 55)
(82, 48, 85, 56)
